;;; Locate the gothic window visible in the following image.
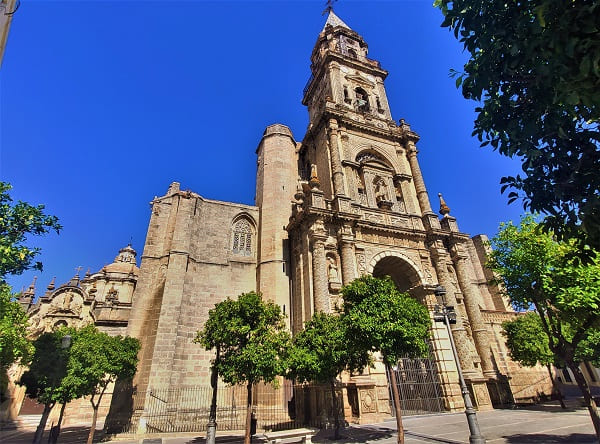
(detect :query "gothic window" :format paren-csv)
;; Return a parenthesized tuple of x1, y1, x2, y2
(355, 87, 370, 112)
(232, 219, 254, 256)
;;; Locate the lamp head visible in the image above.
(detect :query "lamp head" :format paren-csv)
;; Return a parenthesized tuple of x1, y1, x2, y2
(61, 334, 72, 349)
(434, 285, 447, 306)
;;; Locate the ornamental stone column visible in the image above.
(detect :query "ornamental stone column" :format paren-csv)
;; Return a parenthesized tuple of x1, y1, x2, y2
(452, 244, 497, 379)
(328, 119, 346, 197)
(338, 224, 356, 285)
(310, 220, 330, 313)
(406, 141, 433, 215)
(430, 245, 477, 377)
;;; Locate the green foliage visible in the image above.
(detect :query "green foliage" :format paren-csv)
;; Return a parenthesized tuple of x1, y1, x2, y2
(20, 329, 71, 405)
(0, 283, 33, 369)
(489, 216, 600, 365)
(435, 0, 600, 252)
(341, 275, 431, 366)
(60, 325, 140, 404)
(287, 312, 371, 384)
(19, 326, 139, 406)
(0, 182, 61, 279)
(195, 291, 291, 387)
(502, 312, 555, 367)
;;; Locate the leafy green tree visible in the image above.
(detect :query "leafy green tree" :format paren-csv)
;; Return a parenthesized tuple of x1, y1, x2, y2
(435, 0, 600, 253)
(341, 276, 431, 444)
(0, 182, 61, 279)
(0, 284, 33, 372)
(195, 291, 291, 444)
(502, 312, 566, 408)
(488, 216, 600, 438)
(20, 330, 71, 444)
(61, 325, 140, 444)
(287, 312, 371, 439)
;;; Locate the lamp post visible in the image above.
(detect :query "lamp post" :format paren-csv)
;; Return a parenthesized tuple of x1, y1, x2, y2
(206, 345, 220, 444)
(433, 285, 486, 444)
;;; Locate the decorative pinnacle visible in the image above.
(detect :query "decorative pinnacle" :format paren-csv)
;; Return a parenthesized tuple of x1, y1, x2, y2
(438, 193, 451, 216)
(47, 276, 56, 292)
(23, 276, 37, 297)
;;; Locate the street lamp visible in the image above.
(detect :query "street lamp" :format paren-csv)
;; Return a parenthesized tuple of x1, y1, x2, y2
(206, 345, 220, 444)
(433, 285, 486, 444)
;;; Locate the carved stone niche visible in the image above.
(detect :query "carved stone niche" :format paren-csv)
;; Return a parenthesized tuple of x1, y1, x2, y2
(326, 252, 342, 292)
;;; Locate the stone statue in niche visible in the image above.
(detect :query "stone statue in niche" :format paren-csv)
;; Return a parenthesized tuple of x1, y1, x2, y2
(374, 178, 393, 210)
(63, 292, 73, 309)
(327, 256, 339, 282)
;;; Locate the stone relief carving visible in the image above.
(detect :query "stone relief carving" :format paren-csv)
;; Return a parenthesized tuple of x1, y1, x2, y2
(360, 389, 378, 413)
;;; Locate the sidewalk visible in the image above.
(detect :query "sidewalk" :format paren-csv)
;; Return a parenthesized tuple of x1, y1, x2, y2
(1, 403, 597, 443)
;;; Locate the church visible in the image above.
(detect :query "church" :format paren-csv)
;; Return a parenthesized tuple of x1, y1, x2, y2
(5, 10, 563, 434)
(121, 10, 552, 431)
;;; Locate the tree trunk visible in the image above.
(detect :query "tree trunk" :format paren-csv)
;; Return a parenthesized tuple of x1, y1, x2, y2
(86, 405, 99, 444)
(48, 402, 67, 444)
(386, 363, 404, 444)
(545, 364, 566, 409)
(32, 402, 53, 444)
(567, 361, 600, 441)
(244, 382, 253, 444)
(330, 378, 341, 440)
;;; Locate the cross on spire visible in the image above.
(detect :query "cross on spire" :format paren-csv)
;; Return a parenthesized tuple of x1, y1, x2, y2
(322, 0, 338, 15)
(75, 265, 82, 277)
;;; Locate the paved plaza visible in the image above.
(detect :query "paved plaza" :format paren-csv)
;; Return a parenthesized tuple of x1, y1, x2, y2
(1, 403, 597, 443)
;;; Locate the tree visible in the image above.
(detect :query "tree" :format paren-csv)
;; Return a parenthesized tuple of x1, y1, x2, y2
(435, 0, 600, 253)
(502, 312, 566, 408)
(488, 216, 600, 439)
(0, 284, 33, 372)
(287, 312, 371, 439)
(195, 291, 291, 444)
(61, 325, 140, 444)
(341, 276, 431, 444)
(0, 182, 61, 279)
(19, 330, 71, 444)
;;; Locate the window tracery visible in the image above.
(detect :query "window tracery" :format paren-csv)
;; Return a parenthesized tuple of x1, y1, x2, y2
(232, 219, 254, 256)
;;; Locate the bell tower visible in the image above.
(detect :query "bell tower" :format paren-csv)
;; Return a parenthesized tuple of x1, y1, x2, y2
(288, 11, 499, 417)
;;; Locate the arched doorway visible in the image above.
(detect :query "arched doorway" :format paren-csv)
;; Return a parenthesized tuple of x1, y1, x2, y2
(370, 252, 446, 415)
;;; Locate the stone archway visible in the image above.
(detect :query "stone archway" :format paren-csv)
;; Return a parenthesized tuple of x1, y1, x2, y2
(368, 251, 424, 296)
(368, 251, 446, 415)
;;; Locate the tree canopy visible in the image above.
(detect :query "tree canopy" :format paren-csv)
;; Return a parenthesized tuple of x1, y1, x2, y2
(288, 311, 370, 384)
(0, 182, 61, 279)
(502, 312, 555, 368)
(488, 215, 600, 437)
(0, 283, 33, 371)
(435, 0, 600, 252)
(341, 275, 431, 366)
(288, 312, 371, 440)
(195, 291, 291, 444)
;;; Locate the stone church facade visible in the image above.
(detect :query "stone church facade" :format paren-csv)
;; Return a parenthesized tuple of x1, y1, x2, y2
(3, 11, 565, 432)
(124, 11, 553, 428)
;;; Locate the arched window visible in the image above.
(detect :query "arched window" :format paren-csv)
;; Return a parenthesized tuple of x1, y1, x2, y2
(355, 87, 370, 112)
(347, 48, 358, 59)
(232, 219, 254, 256)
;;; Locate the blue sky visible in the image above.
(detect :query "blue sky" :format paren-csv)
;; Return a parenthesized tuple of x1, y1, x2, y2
(2, 0, 523, 294)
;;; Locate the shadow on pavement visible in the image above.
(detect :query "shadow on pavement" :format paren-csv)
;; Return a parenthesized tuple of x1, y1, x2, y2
(504, 432, 597, 443)
(0, 425, 104, 444)
(312, 425, 395, 443)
